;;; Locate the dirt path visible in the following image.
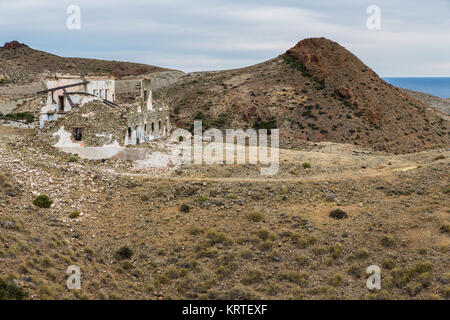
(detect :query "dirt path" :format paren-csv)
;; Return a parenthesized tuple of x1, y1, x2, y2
(1, 124, 447, 186)
(104, 155, 445, 184)
(165, 167, 413, 183)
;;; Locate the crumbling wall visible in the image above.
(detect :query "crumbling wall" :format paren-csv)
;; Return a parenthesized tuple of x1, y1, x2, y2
(115, 79, 141, 102)
(85, 78, 116, 101)
(124, 102, 171, 145)
(39, 101, 128, 147)
(147, 71, 184, 90)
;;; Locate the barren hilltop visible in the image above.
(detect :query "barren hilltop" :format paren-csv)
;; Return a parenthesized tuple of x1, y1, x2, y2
(0, 41, 169, 85)
(162, 37, 448, 154)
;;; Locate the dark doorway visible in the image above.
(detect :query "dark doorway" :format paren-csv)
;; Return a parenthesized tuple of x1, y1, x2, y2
(143, 89, 148, 102)
(58, 95, 65, 112)
(135, 126, 140, 144)
(74, 128, 82, 141)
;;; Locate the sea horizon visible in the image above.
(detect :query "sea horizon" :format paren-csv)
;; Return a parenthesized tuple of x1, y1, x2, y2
(383, 77, 450, 99)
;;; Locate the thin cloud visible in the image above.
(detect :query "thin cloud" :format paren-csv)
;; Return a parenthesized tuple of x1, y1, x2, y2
(0, 0, 449, 75)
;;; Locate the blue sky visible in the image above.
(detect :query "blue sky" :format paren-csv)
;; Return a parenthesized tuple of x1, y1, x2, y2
(1, 0, 449, 75)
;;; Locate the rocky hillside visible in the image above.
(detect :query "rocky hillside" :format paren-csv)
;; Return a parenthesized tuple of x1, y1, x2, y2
(0, 41, 169, 86)
(0, 41, 184, 114)
(399, 88, 450, 116)
(162, 37, 449, 154)
(1, 122, 450, 300)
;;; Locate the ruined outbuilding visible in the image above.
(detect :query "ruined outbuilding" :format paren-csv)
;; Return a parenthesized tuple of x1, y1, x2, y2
(38, 74, 172, 160)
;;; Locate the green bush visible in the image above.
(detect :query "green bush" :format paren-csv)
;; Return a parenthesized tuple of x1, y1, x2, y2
(259, 241, 273, 251)
(189, 227, 203, 235)
(84, 247, 94, 256)
(33, 194, 53, 208)
(281, 54, 311, 77)
(442, 286, 450, 299)
(328, 273, 344, 287)
(198, 195, 208, 204)
(241, 269, 262, 285)
(382, 257, 395, 269)
(365, 290, 391, 300)
(290, 233, 308, 248)
(180, 203, 190, 213)
(0, 278, 28, 300)
(347, 263, 362, 278)
(216, 266, 232, 280)
(440, 222, 450, 234)
(380, 235, 395, 247)
(206, 231, 232, 246)
(115, 246, 133, 260)
(0, 112, 34, 123)
(329, 243, 343, 259)
(279, 271, 309, 286)
(296, 254, 309, 266)
(194, 111, 207, 121)
(406, 283, 422, 297)
(412, 261, 433, 274)
(211, 113, 230, 128)
(329, 209, 348, 219)
(353, 248, 369, 259)
(256, 229, 271, 241)
(391, 268, 411, 288)
(253, 117, 277, 130)
(240, 250, 252, 259)
(68, 155, 79, 162)
(69, 211, 80, 219)
(312, 246, 328, 255)
(121, 260, 133, 270)
(248, 211, 262, 222)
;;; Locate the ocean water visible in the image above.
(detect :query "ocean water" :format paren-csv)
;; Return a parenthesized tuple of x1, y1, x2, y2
(383, 77, 450, 98)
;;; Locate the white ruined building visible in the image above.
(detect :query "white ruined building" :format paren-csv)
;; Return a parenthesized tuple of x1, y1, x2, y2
(39, 75, 117, 128)
(38, 74, 172, 160)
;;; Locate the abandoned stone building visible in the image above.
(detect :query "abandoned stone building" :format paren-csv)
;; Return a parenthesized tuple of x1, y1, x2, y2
(38, 74, 171, 160)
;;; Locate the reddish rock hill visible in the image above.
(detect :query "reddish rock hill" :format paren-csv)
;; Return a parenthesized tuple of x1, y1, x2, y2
(1, 41, 28, 49)
(163, 37, 449, 153)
